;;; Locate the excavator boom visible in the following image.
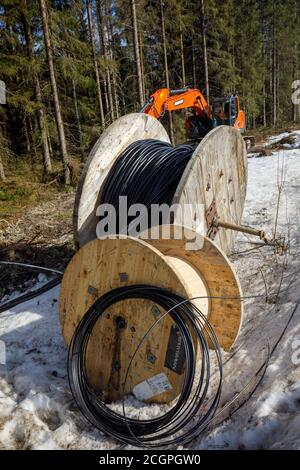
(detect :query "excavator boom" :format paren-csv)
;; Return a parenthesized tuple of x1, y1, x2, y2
(141, 87, 245, 139)
(141, 87, 212, 122)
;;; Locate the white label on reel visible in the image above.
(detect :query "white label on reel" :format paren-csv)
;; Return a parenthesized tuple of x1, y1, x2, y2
(132, 373, 172, 401)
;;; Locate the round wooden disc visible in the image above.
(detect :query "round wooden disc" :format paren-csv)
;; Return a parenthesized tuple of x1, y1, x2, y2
(73, 113, 169, 248)
(60, 229, 243, 404)
(172, 126, 247, 254)
(60, 236, 200, 403)
(139, 224, 243, 351)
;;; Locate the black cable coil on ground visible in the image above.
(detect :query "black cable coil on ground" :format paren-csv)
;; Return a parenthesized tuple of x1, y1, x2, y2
(100, 139, 194, 233)
(68, 284, 222, 448)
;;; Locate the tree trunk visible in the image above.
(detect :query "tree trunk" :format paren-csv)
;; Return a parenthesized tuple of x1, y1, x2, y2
(106, 0, 117, 119)
(26, 115, 38, 160)
(102, 71, 109, 114)
(160, 0, 174, 143)
(179, 16, 186, 87)
(109, 64, 118, 116)
(200, 0, 209, 103)
(263, 82, 267, 127)
(39, 0, 70, 184)
(0, 128, 6, 181)
(47, 129, 53, 159)
(276, 49, 279, 122)
(102, 1, 115, 121)
(269, 47, 272, 123)
(131, 0, 144, 107)
(86, 0, 105, 129)
(272, 5, 277, 127)
(24, 119, 31, 153)
(111, 66, 120, 118)
(22, 1, 52, 174)
(106, 6, 120, 118)
(97, 0, 113, 121)
(192, 42, 196, 88)
(0, 154, 6, 181)
(72, 79, 83, 156)
(35, 85, 51, 173)
(272, 45, 276, 126)
(139, 28, 146, 101)
(292, 47, 297, 122)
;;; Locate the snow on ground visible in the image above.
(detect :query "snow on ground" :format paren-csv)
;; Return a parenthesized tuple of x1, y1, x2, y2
(267, 130, 300, 149)
(193, 146, 300, 450)
(0, 137, 300, 450)
(267, 131, 291, 145)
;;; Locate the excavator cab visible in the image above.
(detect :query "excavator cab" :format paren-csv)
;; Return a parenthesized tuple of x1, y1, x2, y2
(211, 95, 245, 132)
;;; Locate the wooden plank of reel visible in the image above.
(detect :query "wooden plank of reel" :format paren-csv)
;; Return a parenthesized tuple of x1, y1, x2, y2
(59, 226, 242, 404)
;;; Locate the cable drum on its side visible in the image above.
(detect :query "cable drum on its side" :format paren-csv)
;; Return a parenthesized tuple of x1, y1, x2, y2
(67, 284, 222, 448)
(60, 232, 243, 403)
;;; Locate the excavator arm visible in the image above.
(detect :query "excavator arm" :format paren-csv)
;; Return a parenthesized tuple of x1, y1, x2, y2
(141, 87, 246, 139)
(141, 87, 213, 123)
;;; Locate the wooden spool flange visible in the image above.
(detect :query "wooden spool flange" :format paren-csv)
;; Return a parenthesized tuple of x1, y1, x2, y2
(74, 113, 170, 248)
(60, 225, 242, 404)
(73, 113, 247, 254)
(172, 126, 247, 253)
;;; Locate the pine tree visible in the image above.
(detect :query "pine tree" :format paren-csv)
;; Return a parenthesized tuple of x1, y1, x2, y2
(1, 0, 300, 184)
(86, 0, 105, 129)
(200, 0, 209, 102)
(233, 0, 264, 126)
(131, 0, 144, 107)
(39, 0, 70, 184)
(21, 0, 52, 174)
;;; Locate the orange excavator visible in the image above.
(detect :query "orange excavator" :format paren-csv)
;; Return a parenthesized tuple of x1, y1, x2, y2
(141, 87, 245, 140)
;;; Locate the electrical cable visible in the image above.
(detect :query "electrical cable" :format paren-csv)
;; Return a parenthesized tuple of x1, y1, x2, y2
(0, 260, 63, 276)
(0, 261, 62, 313)
(0, 277, 61, 313)
(2, 259, 298, 446)
(68, 284, 222, 448)
(99, 139, 194, 233)
(207, 299, 300, 431)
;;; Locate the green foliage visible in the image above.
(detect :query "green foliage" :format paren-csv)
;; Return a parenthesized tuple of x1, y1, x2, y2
(0, 186, 30, 202)
(0, 0, 299, 182)
(233, 0, 264, 116)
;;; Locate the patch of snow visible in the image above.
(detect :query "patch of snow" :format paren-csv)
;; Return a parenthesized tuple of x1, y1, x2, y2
(1, 134, 300, 449)
(267, 131, 300, 149)
(247, 152, 261, 159)
(267, 131, 290, 145)
(193, 144, 300, 450)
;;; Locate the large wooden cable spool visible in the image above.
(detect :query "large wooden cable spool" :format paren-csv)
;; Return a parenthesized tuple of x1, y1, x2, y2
(73, 113, 247, 254)
(59, 225, 243, 404)
(68, 114, 246, 405)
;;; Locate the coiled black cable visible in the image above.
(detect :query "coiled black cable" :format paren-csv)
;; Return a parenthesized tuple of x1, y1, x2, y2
(68, 284, 222, 448)
(100, 139, 194, 233)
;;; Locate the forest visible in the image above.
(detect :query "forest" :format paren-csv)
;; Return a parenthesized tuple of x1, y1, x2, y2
(0, 0, 300, 184)
(1, 2, 300, 453)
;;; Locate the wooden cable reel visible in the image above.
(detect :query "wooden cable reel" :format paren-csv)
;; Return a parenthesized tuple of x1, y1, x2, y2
(73, 113, 247, 254)
(59, 225, 243, 404)
(62, 113, 246, 405)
